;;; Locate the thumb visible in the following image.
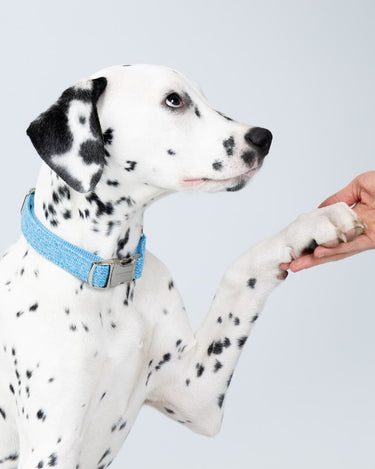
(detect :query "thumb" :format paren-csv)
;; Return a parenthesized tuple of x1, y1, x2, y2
(319, 178, 359, 208)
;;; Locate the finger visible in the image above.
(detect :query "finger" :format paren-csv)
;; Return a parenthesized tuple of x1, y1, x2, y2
(314, 234, 371, 258)
(290, 233, 371, 272)
(289, 251, 358, 272)
(318, 178, 360, 208)
(289, 253, 315, 271)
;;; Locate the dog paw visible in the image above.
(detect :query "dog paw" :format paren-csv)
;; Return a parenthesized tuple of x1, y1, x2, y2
(282, 202, 366, 262)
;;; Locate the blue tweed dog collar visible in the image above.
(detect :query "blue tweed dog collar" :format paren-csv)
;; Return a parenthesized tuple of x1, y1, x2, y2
(21, 189, 146, 289)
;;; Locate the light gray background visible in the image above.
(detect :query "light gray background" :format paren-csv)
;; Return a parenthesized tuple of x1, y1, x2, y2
(1, 0, 374, 467)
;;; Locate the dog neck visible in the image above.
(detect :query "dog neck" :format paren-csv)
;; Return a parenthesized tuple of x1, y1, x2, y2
(33, 163, 166, 259)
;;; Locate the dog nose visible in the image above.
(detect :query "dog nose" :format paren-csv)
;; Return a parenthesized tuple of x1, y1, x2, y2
(244, 127, 273, 156)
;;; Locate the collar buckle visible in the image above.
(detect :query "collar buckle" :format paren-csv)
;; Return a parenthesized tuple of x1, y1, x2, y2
(88, 254, 141, 289)
(20, 188, 36, 214)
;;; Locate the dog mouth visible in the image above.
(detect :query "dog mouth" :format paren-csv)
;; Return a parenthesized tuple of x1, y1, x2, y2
(182, 167, 260, 188)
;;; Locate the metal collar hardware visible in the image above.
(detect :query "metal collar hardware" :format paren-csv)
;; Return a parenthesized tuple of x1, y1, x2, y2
(88, 254, 141, 289)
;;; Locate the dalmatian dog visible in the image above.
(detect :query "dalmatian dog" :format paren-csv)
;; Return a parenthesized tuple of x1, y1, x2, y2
(0, 64, 366, 469)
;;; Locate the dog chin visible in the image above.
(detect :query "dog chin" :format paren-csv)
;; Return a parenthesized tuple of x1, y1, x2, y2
(225, 178, 248, 192)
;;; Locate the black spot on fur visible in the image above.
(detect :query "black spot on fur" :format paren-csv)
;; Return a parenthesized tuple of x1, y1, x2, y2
(85, 193, 113, 217)
(47, 204, 56, 216)
(238, 336, 248, 348)
(115, 196, 135, 207)
(212, 160, 223, 171)
(103, 128, 114, 145)
(218, 394, 225, 408)
(217, 110, 233, 121)
(167, 149, 176, 156)
(241, 151, 256, 167)
(116, 228, 130, 257)
(48, 453, 57, 467)
(36, 409, 46, 421)
(58, 186, 71, 200)
(164, 407, 175, 414)
(124, 161, 137, 172)
(98, 449, 111, 465)
(194, 106, 201, 117)
(207, 338, 231, 356)
(214, 360, 223, 372)
(196, 363, 205, 377)
(223, 136, 235, 156)
(119, 421, 127, 430)
(155, 353, 171, 371)
(145, 371, 152, 386)
(52, 191, 59, 204)
(226, 180, 246, 192)
(247, 278, 257, 289)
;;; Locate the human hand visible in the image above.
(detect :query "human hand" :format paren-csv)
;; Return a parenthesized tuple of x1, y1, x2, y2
(281, 171, 375, 272)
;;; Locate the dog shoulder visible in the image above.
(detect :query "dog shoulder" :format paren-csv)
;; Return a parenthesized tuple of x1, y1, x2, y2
(138, 250, 179, 297)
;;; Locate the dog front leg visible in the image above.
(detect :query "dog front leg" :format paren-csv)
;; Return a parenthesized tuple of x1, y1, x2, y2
(145, 203, 365, 436)
(17, 434, 80, 469)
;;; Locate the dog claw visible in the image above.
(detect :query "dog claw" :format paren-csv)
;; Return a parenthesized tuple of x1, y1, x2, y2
(354, 218, 367, 230)
(337, 230, 347, 243)
(277, 270, 288, 280)
(355, 226, 364, 236)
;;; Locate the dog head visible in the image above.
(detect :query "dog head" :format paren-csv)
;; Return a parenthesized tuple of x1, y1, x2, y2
(27, 65, 272, 194)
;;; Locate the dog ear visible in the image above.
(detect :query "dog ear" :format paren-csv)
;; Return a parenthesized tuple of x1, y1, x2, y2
(27, 77, 108, 193)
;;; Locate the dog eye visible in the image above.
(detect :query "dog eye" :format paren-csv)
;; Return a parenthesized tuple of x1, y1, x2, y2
(165, 93, 184, 109)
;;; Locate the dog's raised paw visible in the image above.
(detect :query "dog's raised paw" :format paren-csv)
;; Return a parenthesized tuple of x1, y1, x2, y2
(284, 202, 366, 260)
